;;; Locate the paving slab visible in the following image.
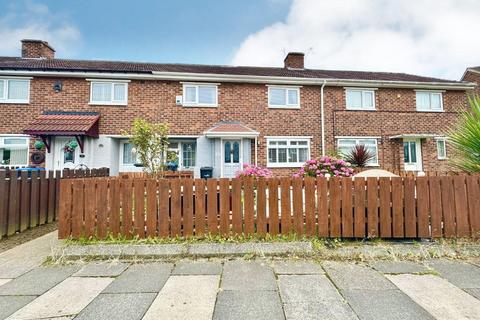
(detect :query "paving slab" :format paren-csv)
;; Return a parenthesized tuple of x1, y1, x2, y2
(0, 278, 12, 286)
(172, 260, 222, 275)
(342, 289, 434, 320)
(370, 261, 430, 274)
(75, 293, 156, 320)
(0, 265, 80, 296)
(102, 263, 172, 293)
(322, 261, 396, 290)
(0, 231, 59, 278)
(7, 277, 113, 320)
(221, 260, 277, 291)
(213, 290, 285, 320)
(188, 242, 313, 257)
(73, 262, 130, 277)
(272, 261, 324, 275)
(387, 274, 480, 320)
(143, 275, 219, 320)
(429, 259, 480, 289)
(465, 288, 480, 300)
(278, 275, 357, 320)
(0, 296, 36, 320)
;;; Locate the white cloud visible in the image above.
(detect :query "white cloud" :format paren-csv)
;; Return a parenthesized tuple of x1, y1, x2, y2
(232, 0, 480, 80)
(0, 2, 81, 57)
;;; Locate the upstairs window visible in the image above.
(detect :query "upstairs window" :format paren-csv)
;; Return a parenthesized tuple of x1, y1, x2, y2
(268, 87, 300, 108)
(416, 91, 443, 111)
(183, 84, 218, 107)
(345, 89, 375, 110)
(90, 81, 128, 105)
(0, 79, 30, 103)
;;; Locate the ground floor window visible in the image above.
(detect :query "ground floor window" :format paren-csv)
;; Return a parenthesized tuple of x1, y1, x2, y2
(436, 138, 447, 160)
(122, 142, 138, 165)
(0, 136, 29, 167)
(337, 138, 379, 166)
(267, 137, 310, 167)
(403, 141, 417, 164)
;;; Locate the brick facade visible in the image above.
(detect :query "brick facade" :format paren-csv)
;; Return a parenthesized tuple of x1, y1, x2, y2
(462, 70, 480, 97)
(0, 76, 469, 174)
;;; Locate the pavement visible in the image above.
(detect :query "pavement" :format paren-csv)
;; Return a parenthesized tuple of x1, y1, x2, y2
(1, 232, 480, 319)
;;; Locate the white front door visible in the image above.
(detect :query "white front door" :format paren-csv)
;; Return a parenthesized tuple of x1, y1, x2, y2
(53, 137, 79, 171)
(222, 139, 242, 178)
(403, 138, 423, 171)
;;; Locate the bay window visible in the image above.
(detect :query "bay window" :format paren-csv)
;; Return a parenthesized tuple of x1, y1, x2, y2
(337, 138, 379, 166)
(267, 137, 310, 167)
(0, 137, 29, 167)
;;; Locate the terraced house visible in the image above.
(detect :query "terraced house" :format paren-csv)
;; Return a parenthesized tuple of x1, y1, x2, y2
(0, 40, 475, 177)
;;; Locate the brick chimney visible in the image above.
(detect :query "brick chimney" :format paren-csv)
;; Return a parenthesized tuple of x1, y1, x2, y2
(284, 52, 304, 69)
(21, 39, 55, 59)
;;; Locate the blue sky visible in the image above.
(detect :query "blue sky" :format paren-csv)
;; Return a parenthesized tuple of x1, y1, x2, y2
(0, 0, 478, 79)
(0, 0, 292, 64)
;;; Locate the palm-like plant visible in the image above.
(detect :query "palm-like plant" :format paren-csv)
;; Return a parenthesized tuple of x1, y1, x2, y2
(448, 97, 480, 172)
(345, 144, 374, 168)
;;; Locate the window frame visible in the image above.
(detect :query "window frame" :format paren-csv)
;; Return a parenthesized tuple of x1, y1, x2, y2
(266, 137, 310, 168)
(267, 86, 301, 109)
(436, 138, 447, 160)
(336, 137, 380, 166)
(0, 78, 31, 104)
(0, 136, 30, 168)
(415, 91, 444, 112)
(182, 83, 218, 107)
(89, 80, 129, 106)
(345, 88, 376, 110)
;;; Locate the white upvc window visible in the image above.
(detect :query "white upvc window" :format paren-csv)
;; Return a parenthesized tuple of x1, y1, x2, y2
(345, 88, 375, 110)
(0, 79, 30, 104)
(89, 81, 128, 105)
(337, 137, 379, 166)
(266, 137, 310, 167)
(182, 83, 218, 107)
(416, 91, 443, 111)
(436, 138, 447, 160)
(268, 86, 300, 109)
(0, 136, 29, 168)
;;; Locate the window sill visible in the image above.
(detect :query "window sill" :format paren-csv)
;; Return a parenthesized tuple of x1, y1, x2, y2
(267, 163, 304, 168)
(268, 105, 300, 110)
(89, 102, 127, 106)
(345, 108, 376, 111)
(182, 104, 218, 108)
(0, 101, 29, 104)
(416, 109, 444, 113)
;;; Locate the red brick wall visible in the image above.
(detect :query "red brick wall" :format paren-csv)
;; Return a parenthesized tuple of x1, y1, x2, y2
(0, 77, 468, 174)
(462, 70, 480, 97)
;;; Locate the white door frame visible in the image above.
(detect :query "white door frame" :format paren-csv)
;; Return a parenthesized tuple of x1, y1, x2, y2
(220, 138, 243, 178)
(403, 138, 423, 171)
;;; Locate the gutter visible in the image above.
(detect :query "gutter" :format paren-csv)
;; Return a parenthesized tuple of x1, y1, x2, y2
(0, 70, 475, 90)
(320, 80, 326, 156)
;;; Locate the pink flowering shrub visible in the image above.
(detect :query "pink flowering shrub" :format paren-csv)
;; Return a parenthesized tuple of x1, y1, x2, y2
(293, 156, 354, 178)
(236, 164, 273, 178)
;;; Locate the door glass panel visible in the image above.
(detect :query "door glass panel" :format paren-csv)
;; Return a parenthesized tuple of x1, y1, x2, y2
(232, 142, 240, 163)
(278, 149, 287, 163)
(410, 142, 417, 163)
(403, 142, 410, 163)
(224, 142, 231, 163)
(64, 149, 75, 163)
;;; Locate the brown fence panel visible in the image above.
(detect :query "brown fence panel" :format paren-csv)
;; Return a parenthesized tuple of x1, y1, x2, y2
(379, 177, 391, 237)
(47, 171, 56, 223)
(366, 177, 378, 238)
(243, 178, 255, 235)
(353, 178, 365, 238)
(207, 179, 218, 235)
(453, 176, 469, 237)
(416, 177, 430, 238)
(280, 177, 291, 235)
(38, 171, 48, 225)
(96, 179, 108, 239)
(231, 178, 242, 235)
(194, 179, 206, 236)
(404, 177, 416, 238)
(183, 179, 194, 237)
(256, 178, 267, 235)
(122, 180, 134, 238)
(7, 175, 19, 236)
(109, 179, 121, 237)
(392, 177, 404, 238)
(219, 178, 230, 236)
(305, 177, 316, 237)
(317, 177, 328, 237)
(71, 179, 85, 238)
(292, 178, 303, 235)
(83, 179, 96, 238)
(169, 179, 181, 237)
(429, 177, 443, 237)
(158, 179, 170, 237)
(440, 176, 456, 237)
(58, 179, 73, 238)
(146, 179, 158, 238)
(341, 178, 353, 238)
(330, 177, 342, 237)
(29, 171, 40, 228)
(0, 171, 8, 238)
(133, 179, 146, 238)
(466, 176, 480, 236)
(268, 178, 279, 236)
(19, 171, 30, 232)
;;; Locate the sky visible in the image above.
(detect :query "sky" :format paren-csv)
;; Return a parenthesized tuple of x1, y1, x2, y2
(0, 0, 478, 80)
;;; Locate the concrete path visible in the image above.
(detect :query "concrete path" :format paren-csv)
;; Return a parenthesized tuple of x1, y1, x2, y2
(2, 236, 480, 319)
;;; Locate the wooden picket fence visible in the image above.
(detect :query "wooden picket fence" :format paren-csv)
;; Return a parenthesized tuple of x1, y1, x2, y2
(0, 168, 110, 239)
(58, 176, 480, 239)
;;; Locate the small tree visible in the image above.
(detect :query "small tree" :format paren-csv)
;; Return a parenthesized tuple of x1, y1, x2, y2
(448, 97, 480, 172)
(125, 119, 170, 177)
(345, 144, 375, 168)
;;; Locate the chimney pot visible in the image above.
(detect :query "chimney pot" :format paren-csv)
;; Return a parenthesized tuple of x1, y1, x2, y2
(284, 52, 305, 69)
(21, 39, 55, 59)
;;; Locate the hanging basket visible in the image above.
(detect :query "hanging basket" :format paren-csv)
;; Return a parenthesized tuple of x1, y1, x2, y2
(34, 140, 45, 150)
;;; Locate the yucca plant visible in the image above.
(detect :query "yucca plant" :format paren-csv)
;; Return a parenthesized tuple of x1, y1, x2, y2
(345, 144, 374, 168)
(448, 97, 480, 172)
